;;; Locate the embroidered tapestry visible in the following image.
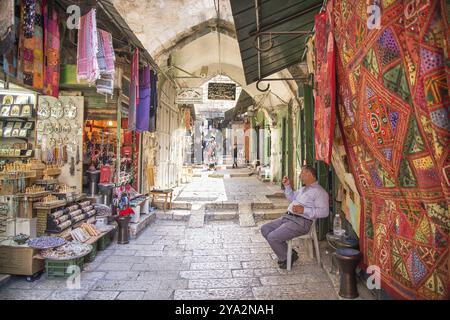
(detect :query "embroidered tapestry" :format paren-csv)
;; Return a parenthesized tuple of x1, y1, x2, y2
(314, 0, 336, 165)
(334, 0, 449, 299)
(17, 0, 44, 89)
(43, 0, 60, 97)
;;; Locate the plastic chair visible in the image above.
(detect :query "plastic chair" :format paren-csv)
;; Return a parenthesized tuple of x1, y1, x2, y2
(287, 219, 320, 270)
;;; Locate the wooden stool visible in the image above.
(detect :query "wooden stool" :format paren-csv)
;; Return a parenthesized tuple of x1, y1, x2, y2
(150, 189, 173, 212)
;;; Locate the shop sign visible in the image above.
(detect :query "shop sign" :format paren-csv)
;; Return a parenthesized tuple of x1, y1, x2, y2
(208, 83, 236, 101)
(176, 88, 203, 104)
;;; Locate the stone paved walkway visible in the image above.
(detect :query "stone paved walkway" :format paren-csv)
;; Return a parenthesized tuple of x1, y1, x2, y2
(175, 169, 281, 203)
(0, 219, 338, 300)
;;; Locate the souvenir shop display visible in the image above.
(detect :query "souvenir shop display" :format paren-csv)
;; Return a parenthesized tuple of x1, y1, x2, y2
(0, 92, 37, 161)
(27, 236, 66, 250)
(40, 241, 92, 260)
(37, 96, 84, 193)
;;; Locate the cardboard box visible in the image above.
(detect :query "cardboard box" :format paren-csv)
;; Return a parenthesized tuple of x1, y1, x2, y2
(0, 245, 44, 276)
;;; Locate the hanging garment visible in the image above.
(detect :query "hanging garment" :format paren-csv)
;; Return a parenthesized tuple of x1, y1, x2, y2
(77, 8, 99, 84)
(128, 48, 139, 131)
(0, 0, 15, 55)
(3, 0, 19, 76)
(149, 69, 158, 132)
(22, 0, 36, 38)
(313, 1, 335, 165)
(334, 0, 449, 300)
(96, 29, 115, 95)
(43, 0, 60, 97)
(305, 35, 315, 75)
(136, 66, 150, 132)
(17, 0, 44, 89)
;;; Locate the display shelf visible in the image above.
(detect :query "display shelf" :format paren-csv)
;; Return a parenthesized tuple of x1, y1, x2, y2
(0, 171, 36, 180)
(0, 154, 33, 159)
(0, 116, 35, 121)
(33, 200, 67, 210)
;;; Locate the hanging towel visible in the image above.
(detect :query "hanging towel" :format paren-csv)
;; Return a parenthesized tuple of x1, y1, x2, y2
(43, 0, 60, 97)
(128, 48, 139, 131)
(0, 0, 15, 55)
(96, 29, 115, 95)
(136, 66, 150, 132)
(77, 8, 99, 84)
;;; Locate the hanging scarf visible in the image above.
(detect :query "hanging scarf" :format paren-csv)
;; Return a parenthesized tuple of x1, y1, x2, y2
(0, 0, 15, 55)
(77, 8, 99, 84)
(136, 66, 150, 132)
(22, 0, 36, 38)
(149, 69, 158, 132)
(43, 0, 60, 97)
(128, 48, 139, 131)
(17, 0, 44, 89)
(96, 29, 115, 95)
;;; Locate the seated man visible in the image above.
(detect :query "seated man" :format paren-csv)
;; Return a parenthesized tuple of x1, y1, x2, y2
(261, 166, 329, 269)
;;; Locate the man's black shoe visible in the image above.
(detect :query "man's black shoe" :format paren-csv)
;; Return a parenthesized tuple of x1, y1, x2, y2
(278, 250, 299, 268)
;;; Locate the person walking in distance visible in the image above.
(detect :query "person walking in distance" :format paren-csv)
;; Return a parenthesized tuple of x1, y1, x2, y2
(232, 143, 238, 168)
(261, 166, 329, 269)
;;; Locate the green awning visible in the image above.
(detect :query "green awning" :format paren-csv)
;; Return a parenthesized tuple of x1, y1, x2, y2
(230, 0, 322, 85)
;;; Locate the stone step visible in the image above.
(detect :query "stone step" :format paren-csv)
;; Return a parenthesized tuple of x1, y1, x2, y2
(239, 213, 255, 227)
(205, 210, 238, 221)
(253, 209, 286, 221)
(252, 202, 274, 210)
(266, 191, 286, 199)
(171, 201, 192, 210)
(129, 213, 156, 238)
(205, 202, 239, 211)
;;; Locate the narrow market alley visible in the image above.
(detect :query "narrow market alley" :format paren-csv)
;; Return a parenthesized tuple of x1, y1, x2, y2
(0, 0, 448, 304)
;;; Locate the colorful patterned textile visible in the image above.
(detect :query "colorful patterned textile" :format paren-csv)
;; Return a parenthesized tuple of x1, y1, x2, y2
(22, 0, 36, 38)
(136, 67, 150, 132)
(77, 8, 99, 84)
(43, 0, 60, 97)
(128, 48, 139, 131)
(17, 0, 43, 89)
(96, 29, 115, 95)
(0, 0, 15, 55)
(334, 0, 449, 300)
(314, 0, 335, 165)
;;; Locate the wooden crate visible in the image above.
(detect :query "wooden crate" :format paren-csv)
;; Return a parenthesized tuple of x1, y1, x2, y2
(0, 245, 44, 276)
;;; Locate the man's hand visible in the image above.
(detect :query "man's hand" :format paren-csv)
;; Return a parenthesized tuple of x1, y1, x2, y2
(292, 204, 304, 215)
(282, 176, 290, 188)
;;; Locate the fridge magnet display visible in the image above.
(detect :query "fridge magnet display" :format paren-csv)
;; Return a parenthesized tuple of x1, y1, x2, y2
(13, 122, 22, 129)
(1, 105, 10, 116)
(10, 105, 21, 117)
(24, 121, 34, 130)
(11, 128, 20, 137)
(2, 95, 14, 105)
(3, 127, 12, 137)
(20, 104, 32, 117)
(19, 129, 28, 137)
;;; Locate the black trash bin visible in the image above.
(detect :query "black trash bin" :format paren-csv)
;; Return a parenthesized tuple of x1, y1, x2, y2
(116, 215, 131, 244)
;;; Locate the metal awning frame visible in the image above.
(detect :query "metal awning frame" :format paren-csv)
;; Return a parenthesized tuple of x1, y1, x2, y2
(253, 0, 321, 92)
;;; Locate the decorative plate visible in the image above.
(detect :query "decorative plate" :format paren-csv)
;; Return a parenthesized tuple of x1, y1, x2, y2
(27, 236, 66, 250)
(38, 99, 50, 119)
(62, 120, 71, 134)
(63, 99, 77, 119)
(50, 100, 64, 119)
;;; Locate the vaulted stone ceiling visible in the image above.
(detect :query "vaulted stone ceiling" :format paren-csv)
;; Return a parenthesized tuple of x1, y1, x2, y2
(112, 0, 300, 107)
(112, 0, 233, 57)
